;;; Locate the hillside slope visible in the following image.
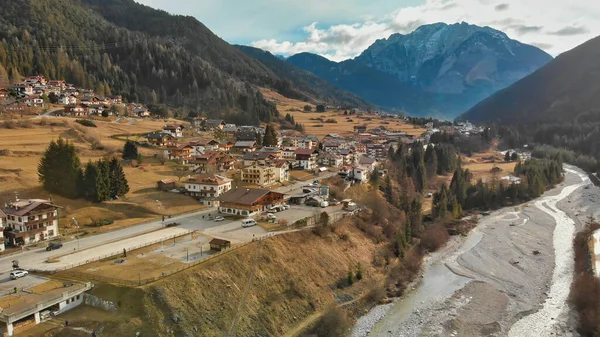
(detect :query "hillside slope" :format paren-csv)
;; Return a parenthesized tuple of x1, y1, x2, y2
(0, 0, 364, 124)
(236, 45, 369, 107)
(287, 22, 552, 118)
(458, 35, 600, 124)
(65, 222, 387, 337)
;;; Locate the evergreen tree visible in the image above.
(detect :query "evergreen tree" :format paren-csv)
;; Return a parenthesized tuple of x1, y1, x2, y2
(96, 159, 111, 202)
(122, 140, 139, 160)
(109, 157, 130, 197)
(384, 175, 393, 203)
(424, 145, 438, 179)
(511, 152, 519, 161)
(405, 217, 412, 241)
(82, 161, 99, 202)
(38, 138, 82, 198)
(263, 124, 277, 146)
(505, 151, 511, 162)
(255, 132, 263, 147)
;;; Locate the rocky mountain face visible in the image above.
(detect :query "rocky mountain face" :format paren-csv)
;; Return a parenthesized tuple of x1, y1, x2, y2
(288, 22, 553, 118)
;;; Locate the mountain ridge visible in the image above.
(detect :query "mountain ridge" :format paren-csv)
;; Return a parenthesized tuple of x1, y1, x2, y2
(286, 22, 552, 118)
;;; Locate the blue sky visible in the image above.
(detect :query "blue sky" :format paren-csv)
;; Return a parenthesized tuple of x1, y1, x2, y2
(136, 0, 600, 61)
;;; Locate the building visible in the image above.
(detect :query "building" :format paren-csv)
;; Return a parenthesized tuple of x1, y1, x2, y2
(366, 143, 387, 159)
(295, 148, 319, 170)
(146, 132, 177, 147)
(209, 238, 231, 251)
(58, 94, 78, 105)
(24, 96, 44, 108)
(241, 164, 277, 187)
(218, 188, 286, 216)
(242, 152, 276, 167)
(64, 104, 88, 116)
(233, 141, 257, 153)
(354, 125, 367, 133)
(2, 199, 60, 246)
(192, 151, 235, 173)
(0, 88, 10, 101)
(164, 144, 193, 164)
(272, 160, 290, 183)
(204, 119, 225, 131)
(163, 124, 185, 138)
(357, 156, 377, 172)
(184, 174, 232, 206)
(189, 139, 220, 155)
(319, 153, 343, 168)
(157, 179, 177, 191)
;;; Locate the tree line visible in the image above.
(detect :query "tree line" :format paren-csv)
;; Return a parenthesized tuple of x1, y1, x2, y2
(38, 138, 129, 202)
(432, 158, 563, 219)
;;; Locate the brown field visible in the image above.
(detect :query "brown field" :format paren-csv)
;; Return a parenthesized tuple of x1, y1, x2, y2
(261, 89, 426, 139)
(0, 117, 203, 236)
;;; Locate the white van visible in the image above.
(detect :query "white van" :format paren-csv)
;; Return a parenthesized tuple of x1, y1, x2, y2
(241, 219, 257, 228)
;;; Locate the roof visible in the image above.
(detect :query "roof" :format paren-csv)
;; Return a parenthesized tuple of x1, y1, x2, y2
(295, 148, 317, 156)
(358, 156, 376, 165)
(163, 124, 184, 130)
(205, 119, 225, 127)
(234, 141, 256, 148)
(218, 188, 281, 205)
(222, 124, 239, 132)
(243, 152, 271, 161)
(258, 147, 281, 153)
(210, 238, 230, 245)
(190, 138, 219, 146)
(158, 179, 176, 184)
(186, 174, 232, 185)
(2, 199, 60, 217)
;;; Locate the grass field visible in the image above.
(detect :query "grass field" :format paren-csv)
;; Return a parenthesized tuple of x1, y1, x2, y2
(261, 89, 426, 139)
(0, 117, 203, 236)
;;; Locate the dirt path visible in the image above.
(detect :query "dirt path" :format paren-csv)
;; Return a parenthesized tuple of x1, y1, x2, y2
(359, 165, 595, 337)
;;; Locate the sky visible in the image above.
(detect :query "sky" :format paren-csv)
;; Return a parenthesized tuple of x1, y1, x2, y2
(137, 0, 600, 61)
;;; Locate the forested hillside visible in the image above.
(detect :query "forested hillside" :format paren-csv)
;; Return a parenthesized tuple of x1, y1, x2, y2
(0, 0, 363, 124)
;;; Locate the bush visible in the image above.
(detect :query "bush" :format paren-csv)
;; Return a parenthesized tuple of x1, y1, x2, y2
(310, 305, 351, 337)
(325, 119, 338, 123)
(418, 224, 450, 252)
(75, 119, 97, 128)
(86, 218, 115, 227)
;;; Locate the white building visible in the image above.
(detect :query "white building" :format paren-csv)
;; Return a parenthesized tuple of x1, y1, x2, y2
(2, 199, 60, 246)
(184, 174, 232, 206)
(163, 124, 185, 138)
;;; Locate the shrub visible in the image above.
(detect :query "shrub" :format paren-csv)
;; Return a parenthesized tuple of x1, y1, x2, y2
(364, 283, 386, 304)
(87, 218, 115, 227)
(355, 263, 363, 280)
(75, 119, 97, 128)
(347, 270, 354, 285)
(325, 119, 338, 123)
(312, 124, 324, 127)
(418, 224, 450, 252)
(310, 305, 351, 337)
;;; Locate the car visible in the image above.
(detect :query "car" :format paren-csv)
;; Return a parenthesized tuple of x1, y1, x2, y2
(10, 270, 28, 280)
(241, 219, 257, 227)
(267, 213, 277, 220)
(282, 205, 290, 210)
(320, 201, 329, 208)
(46, 242, 63, 251)
(214, 216, 225, 222)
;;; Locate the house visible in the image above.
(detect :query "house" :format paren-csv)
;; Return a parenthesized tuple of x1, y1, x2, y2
(163, 124, 185, 138)
(352, 166, 369, 183)
(146, 132, 177, 147)
(0, 88, 10, 101)
(192, 151, 235, 173)
(295, 148, 319, 170)
(189, 139, 220, 155)
(64, 104, 88, 116)
(24, 75, 47, 86)
(241, 164, 278, 186)
(272, 160, 290, 183)
(242, 152, 275, 167)
(338, 166, 352, 177)
(184, 174, 232, 206)
(219, 141, 233, 153)
(282, 147, 297, 160)
(135, 107, 150, 117)
(12, 84, 33, 97)
(366, 143, 387, 159)
(233, 141, 257, 153)
(319, 153, 343, 168)
(2, 100, 26, 112)
(354, 125, 367, 133)
(209, 238, 231, 251)
(2, 199, 60, 246)
(357, 156, 378, 172)
(218, 188, 286, 216)
(222, 124, 239, 134)
(24, 96, 44, 107)
(235, 130, 258, 142)
(58, 94, 78, 105)
(79, 95, 102, 106)
(157, 179, 177, 191)
(257, 147, 282, 159)
(47, 80, 66, 92)
(164, 144, 193, 164)
(204, 119, 225, 131)
(111, 95, 123, 104)
(339, 149, 355, 166)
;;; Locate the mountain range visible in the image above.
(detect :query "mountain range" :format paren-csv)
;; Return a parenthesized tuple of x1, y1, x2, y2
(0, 0, 366, 124)
(287, 22, 553, 118)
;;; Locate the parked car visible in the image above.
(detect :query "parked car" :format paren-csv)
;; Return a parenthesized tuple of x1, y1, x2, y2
(214, 216, 225, 222)
(267, 213, 277, 220)
(46, 242, 63, 251)
(320, 201, 329, 208)
(241, 219, 257, 227)
(282, 205, 290, 210)
(10, 270, 28, 280)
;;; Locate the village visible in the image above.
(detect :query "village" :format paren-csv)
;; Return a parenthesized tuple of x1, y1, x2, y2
(0, 75, 528, 336)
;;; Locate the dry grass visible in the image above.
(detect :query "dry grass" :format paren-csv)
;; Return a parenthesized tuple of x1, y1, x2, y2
(261, 89, 426, 138)
(0, 117, 203, 235)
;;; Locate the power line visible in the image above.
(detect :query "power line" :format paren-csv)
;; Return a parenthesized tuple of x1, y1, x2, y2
(227, 240, 262, 337)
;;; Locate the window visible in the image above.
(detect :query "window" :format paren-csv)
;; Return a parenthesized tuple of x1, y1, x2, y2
(66, 299, 70, 304)
(76, 295, 80, 300)
(48, 230, 54, 236)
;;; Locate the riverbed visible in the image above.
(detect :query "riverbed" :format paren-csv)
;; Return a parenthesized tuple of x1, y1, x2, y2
(354, 165, 599, 337)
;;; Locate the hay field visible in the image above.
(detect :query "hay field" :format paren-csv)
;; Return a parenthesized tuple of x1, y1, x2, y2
(0, 117, 202, 235)
(261, 89, 426, 139)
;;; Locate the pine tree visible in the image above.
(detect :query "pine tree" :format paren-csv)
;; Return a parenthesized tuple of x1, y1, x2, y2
(255, 132, 263, 147)
(384, 175, 393, 203)
(505, 151, 511, 162)
(109, 158, 129, 197)
(38, 138, 82, 199)
(83, 161, 99, 202)
(122, 140, 139, 160)
(405, 217, 412, 241)
(95, 159, 111, 202)
(511, 152, 519, 161)
(263, 124, 277, 147)
(424, 145, 438, 179)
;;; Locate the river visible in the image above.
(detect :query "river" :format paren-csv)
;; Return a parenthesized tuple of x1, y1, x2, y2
(354, 165, 592, 337)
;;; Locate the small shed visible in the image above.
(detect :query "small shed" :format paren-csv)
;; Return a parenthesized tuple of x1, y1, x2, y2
(157, 179, 176, 191)
(210, 238, 231, 251)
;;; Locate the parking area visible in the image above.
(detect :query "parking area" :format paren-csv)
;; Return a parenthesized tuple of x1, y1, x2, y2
(0, 274, 48, 295)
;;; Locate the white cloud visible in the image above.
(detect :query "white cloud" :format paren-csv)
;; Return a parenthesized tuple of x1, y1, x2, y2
(251, 0, 600, 61)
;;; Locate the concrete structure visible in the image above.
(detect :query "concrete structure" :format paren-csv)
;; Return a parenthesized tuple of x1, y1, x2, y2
(2, 199, 59, 246)
(0, 282, 92, 336)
